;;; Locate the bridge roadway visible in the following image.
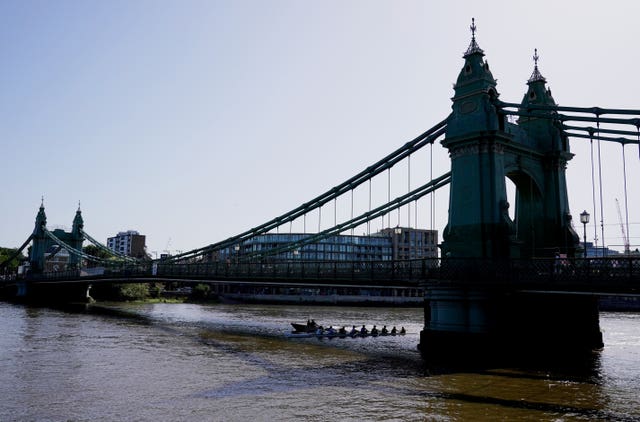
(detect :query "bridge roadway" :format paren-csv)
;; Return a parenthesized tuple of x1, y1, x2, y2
(4, 257, 640, 297)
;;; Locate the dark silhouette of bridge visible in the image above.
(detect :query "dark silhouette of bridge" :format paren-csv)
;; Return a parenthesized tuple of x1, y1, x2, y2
(2, 19, 640, 357)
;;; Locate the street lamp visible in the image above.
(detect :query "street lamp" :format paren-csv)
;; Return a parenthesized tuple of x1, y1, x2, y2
(580, 210, 590, 258)
(393, 227, 402, 261)
(234, 244, 240, 263)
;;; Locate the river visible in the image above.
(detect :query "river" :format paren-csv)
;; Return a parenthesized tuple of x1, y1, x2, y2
(1, 301, 639, 421)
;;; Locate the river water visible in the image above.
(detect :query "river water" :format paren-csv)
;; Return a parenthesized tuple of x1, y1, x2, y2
(1, 301, 639, 421)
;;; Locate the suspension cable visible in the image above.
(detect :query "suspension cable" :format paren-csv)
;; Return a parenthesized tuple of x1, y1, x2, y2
(0, 234, 33, 270)
(43, 228, 111, 265)
(407, 154, 411, 229)
(621, 144, 630, 253)
(387, 167, 391, 228)
(596, 116, 606, 256)
(162, 120, 448, 262)
(589, 130, 598, 250)
(244, 172, 452, 259)
(430, 143, 434, 232)
(350, 189, 354, 236)
(80, 229, 137, 262)
(368, 178, 372, 236)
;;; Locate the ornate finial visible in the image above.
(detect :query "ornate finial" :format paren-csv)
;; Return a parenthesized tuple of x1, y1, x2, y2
(78, 200, 81, 211)
(527, 48, 546, 83)
(463, 18, 484, 57)
(470, 18, 477, 40)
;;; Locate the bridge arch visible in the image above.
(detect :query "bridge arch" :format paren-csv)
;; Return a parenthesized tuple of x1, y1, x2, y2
(504, 168, 542, 258)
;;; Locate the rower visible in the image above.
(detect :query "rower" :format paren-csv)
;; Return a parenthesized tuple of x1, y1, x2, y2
(400, 326, 406, 334)
(349, 325, 358, 336)
(338, 326, 347, 335)
(391, 326, 397, 334)
(381, 325, 388, 334)
(371, 325, 379, 335)
(360, 325, 368, 335)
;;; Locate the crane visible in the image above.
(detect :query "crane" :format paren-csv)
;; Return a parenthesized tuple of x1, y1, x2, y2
(615, 198, 630, 255)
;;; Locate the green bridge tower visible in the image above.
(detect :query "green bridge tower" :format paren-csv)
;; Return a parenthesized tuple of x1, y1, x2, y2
(29, 202, 85, 273)
(420, 21, 601, 358)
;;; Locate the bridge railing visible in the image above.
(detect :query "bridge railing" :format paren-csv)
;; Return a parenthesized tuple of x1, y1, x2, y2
(424, 256, 640, 292)
(152, 258, 429, 285)
(24, 256, 640, 294)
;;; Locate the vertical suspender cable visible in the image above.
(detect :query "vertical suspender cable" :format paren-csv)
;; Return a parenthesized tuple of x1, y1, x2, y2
(589, 131, 598, 250)
(408, 154, 411, 229)
(430, 143, 434, 232)
(621, 144, 630, 253)
(318, 206, 321, 233)
(351, 189, 354, 236)
(368, 179, 372, 236)
(303, 213, 306, 234)
(334, 197, 337, 228)
(387, 168, 391, 228)
(596, 117, 606, 256)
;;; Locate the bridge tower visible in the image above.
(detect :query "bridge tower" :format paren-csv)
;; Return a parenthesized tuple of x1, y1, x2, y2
(441, 25, 578, 259)
(420, 22, 601, 359)
(28, 202, 85, 273)
(68, 204, 85, 268)
(29, 200, 49, 273)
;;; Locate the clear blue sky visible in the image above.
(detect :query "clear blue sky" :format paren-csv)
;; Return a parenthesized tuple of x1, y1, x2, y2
(2, 0, 639, 255)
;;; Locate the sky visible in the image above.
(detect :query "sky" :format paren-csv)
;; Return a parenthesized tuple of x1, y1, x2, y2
(1, 0, 639, 256)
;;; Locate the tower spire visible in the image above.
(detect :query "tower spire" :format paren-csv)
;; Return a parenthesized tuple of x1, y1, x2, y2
(528, 48, 546, 83)
(464, 17, 484, 57)
(470, 17, 477, 40)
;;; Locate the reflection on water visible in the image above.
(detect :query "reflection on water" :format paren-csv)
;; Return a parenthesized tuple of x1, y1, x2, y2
(1, 302, 639, 421)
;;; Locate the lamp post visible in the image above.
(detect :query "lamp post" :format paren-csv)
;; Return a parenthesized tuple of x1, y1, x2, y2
(234, 244, 240, 264)
(580, 210, 590, 259)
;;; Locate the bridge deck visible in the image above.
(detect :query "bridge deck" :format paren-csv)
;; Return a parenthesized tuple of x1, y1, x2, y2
(4, 257, 640, 296)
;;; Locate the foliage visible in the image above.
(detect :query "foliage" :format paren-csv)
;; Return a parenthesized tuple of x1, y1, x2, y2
(115, 283, 150, 301)
(0, 247, 27, 272)
(147, 282, 165, 298)
(83, 245, 113, 260)
(192, 283, 211, 300)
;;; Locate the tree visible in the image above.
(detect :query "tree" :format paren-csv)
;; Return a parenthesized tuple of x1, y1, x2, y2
(0, 247, 27, 273)
(83, 244, 113, 260)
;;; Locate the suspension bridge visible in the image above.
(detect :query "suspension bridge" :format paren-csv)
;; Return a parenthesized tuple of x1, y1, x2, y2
(2, 20, 640, 357)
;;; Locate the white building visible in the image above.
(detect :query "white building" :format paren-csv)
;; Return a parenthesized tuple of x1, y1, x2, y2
(107, 230, 146, 258)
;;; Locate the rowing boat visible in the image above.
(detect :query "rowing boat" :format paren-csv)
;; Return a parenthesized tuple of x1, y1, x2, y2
(285, 330, 406, 339)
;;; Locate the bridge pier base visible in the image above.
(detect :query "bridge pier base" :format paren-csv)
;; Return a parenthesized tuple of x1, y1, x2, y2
(419, 287, 603, 362)
(11, 280, 93, 304)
